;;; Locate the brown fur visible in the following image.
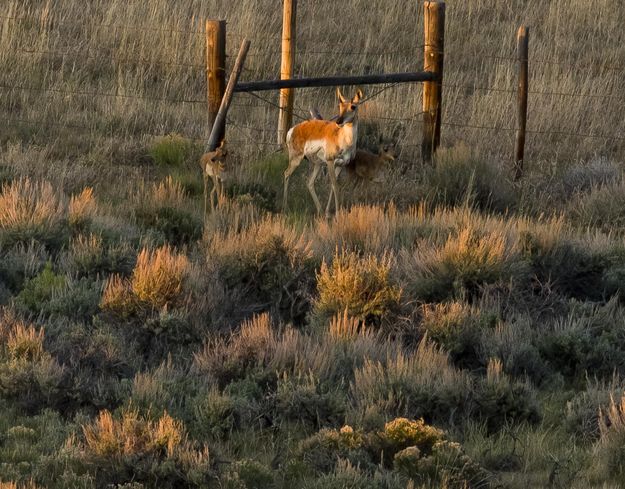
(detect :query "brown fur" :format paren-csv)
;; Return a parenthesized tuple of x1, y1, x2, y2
(199, 141, 227, 217)
(343, 147, 396, 183)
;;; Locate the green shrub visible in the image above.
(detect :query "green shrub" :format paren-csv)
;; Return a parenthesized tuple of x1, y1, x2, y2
(275, 372, 346, 429)
(406, 225, 530, 302)
(315, 251, 401, 325)
(399, 440, 491, 488)
(15, 264, 101, 321)
(351, 340, 471, 424)
(149, 134, 197, 167)
(0, 319, 66, 413)
(128, 359, 196, 419)
(14, 262, 65, 311)
(209, 218, 315, 324)
(520, 229, 608, 301)
(135, 206, 202, 247)
(420, 302, 497, 370)
(226, 182, 277, 212)
(375, 417, 445, 466)
(0, 242, 49, 295)
(427, 145, 516, 213)
(193, 314, 276, 388)
(61, 234, 135, 278)
(565, 378, 622, 441)
(221, 459, 274, 489)
(193, 388, 239, 441)
(478, 318, 549, 385)
(75, 408, 212, 488)
(295, 425, 371, 474)
(45, 320, 134, 413)
(0, 409, 73, 486)
(473, 359, 541, 432)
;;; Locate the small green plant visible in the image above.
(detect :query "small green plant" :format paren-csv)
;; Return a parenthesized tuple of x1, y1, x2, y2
(135, 206, 202, 246)
(15, 262, 65, 312)
(149, 134, 197, 167)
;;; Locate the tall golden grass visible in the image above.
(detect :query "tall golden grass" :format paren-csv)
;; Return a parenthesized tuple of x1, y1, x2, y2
(1, 0, 623, 166)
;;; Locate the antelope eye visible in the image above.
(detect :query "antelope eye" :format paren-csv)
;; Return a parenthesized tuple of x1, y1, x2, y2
(350, 105, 357, 111)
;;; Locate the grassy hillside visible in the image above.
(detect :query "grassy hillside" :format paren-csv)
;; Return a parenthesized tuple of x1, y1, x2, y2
(1, 1, 625, 488)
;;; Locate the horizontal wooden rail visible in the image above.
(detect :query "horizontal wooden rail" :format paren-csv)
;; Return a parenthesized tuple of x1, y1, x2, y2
(234, 71, 437, 92)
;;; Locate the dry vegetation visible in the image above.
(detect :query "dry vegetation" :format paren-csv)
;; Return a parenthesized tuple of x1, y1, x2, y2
(1, 1, 625, 488)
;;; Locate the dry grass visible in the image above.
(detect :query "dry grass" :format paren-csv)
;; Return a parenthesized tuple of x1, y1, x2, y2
(0, 178, 66, 243)
(316, 251, 402, 322)
(101, 245, 190, 315)
(2, 0, 623, 166)
(6, 321, 45, 362)
(68, 187, 97, 228)
(82, 409, 184, 458)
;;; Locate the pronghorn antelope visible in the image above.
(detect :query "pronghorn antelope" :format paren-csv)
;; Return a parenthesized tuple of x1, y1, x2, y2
(309, 107, 396, 184)
(322, 145, 397, 214)
(283, 88, 363, 217)
(199, 140, 228, 216)
(309, 108, 396, 212)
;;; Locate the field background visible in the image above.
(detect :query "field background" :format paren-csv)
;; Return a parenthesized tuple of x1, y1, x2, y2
(2, 0, 624, 169)
(2, 1, 625, 489)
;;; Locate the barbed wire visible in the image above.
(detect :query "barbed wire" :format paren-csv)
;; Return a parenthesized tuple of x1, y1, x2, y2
(0, 81, 206, 105)
(11, 46, 206, 69)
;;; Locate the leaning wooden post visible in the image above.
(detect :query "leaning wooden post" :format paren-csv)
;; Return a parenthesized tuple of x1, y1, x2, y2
(514, 26, 529, 181)
(205, 39, 251, 152)
(206, 20, 226, 143)
(422, 0, 445, 164)
(277, 0, 297, 146)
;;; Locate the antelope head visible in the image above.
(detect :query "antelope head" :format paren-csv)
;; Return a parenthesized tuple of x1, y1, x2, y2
(335, 88, 363, 126)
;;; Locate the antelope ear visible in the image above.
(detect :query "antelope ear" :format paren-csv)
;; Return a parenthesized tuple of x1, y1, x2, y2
(337, 87, 347, 104)
(353, 90, 363, 104)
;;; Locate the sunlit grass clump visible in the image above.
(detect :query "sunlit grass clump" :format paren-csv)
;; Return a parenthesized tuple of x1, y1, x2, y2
(316, 251, 401, 324)
(0, 178, 67, 247)
(101, 245, 190, 317)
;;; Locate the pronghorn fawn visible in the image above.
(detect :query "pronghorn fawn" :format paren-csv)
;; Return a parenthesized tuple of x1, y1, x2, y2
(309, 108, 396, 184)
(283, 88, 363, 218)
(309, 108, 396, 212)
(199, 140, 228, 216)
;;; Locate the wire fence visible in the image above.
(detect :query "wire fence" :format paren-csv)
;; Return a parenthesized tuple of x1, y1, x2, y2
(1, 10, 624, 160)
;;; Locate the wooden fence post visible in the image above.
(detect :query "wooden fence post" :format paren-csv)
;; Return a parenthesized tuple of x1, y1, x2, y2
(422, 0, 445, 164)
(205, 40, 251, 152)
(206, 19, 226, 143)
(514, 25, 529, 181)
(277, 0, 297, 146)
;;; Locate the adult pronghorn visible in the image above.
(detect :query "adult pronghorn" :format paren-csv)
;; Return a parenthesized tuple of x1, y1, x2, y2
(283, 88, 363, 218)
